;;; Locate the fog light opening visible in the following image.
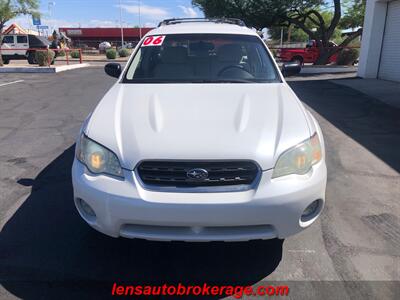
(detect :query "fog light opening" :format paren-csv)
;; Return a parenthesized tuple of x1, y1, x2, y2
(301, 200, 321, 222)
(78, 198, 96, 220)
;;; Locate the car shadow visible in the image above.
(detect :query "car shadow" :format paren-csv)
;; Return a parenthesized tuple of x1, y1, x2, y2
(289, 79, 400, 173)
(0, 146, 283, 299)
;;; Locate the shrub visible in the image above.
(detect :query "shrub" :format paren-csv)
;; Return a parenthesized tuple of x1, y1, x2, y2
(35, 50, 55, 66)
(118, 48, 130, 57)
(106, 48, 117, 59)
(58, 49, 66, 57)
(336, 48, 359, 65)
(70, 50, 80, 59)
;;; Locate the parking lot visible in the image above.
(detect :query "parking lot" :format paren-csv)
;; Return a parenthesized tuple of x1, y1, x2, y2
(0, 66, 399, 299)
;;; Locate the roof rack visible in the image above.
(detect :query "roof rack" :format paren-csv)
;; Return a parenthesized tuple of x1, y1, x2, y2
(158, 18, 246, 27)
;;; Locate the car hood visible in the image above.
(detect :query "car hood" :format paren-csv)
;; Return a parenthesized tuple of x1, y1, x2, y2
(86, 83, 311, 170)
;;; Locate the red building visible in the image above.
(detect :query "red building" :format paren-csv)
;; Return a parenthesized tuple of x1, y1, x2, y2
(59, 27, 154, 49)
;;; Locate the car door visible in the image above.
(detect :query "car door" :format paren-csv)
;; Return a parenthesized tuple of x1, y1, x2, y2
(304, 41, 316, 63)
(15, 35, 29, 56)
(1, 35, 16, 56)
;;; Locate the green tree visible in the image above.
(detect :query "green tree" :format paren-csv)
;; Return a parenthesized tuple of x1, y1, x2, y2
(192, 0, 365, 65)
(268, 26, 309, 43)
(0, 0, 40, 66)
(340, 0, 366, 30)
(269, 10, 343, 44)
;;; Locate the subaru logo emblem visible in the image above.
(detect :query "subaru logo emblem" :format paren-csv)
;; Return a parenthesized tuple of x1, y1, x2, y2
(187, 168, 208, 180)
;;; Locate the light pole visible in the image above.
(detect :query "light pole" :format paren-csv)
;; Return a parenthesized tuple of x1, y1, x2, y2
(48, 1, 56, 34)
(48, 1, 55, 18)
(138, 0, 142, 40)
(119, 0, 124, 47)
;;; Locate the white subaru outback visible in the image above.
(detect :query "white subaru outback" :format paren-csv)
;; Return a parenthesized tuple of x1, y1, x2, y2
(72, 18, 327, 241)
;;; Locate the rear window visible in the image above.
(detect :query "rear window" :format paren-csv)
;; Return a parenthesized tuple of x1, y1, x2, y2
(124, 34, 279, 83)
(28, 35, 50, 47)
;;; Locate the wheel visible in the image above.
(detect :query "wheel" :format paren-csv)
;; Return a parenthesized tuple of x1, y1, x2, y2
(291, 56, 304, 66)
(27, 52, 37, 64)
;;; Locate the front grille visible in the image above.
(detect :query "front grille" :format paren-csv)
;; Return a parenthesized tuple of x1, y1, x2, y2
(137, 160, 260, 190)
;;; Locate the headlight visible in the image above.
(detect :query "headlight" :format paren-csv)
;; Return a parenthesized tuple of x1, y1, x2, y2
(272, 133, 322, 178)
(76, 134, 124, 178)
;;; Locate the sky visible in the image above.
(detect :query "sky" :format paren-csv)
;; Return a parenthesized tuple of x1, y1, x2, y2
(9, 0, 205, 30)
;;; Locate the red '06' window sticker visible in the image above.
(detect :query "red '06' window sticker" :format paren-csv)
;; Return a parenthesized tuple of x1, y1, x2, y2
(142, 35, 166, 47)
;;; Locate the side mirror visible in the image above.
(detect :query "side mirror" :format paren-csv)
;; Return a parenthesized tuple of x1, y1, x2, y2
(281, 62, 301, 77)
(105, 63, 122, 78)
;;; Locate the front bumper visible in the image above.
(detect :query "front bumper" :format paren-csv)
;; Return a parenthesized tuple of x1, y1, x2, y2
(72, 159, 326, 241)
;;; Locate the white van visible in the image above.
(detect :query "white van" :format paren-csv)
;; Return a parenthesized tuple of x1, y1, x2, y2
(1, 34, 50, 64)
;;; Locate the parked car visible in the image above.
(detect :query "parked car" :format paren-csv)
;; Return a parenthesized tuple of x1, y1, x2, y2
(119, 42, 139, 51)
(1, 34, 51, 64)
(72, 18, 327, 242)
(276, 40, 338, 65)
(99, 41, 112, 52)
(120, 42, 134, 49)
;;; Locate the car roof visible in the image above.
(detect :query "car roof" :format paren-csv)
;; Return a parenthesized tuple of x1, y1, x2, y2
(147, 22, 259, 37)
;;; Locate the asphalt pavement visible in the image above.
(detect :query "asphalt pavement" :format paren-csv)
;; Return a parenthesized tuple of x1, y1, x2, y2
(0, 66, 399, 299)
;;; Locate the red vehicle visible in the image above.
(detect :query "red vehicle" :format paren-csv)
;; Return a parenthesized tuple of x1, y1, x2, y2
(276, 40, 338, 65)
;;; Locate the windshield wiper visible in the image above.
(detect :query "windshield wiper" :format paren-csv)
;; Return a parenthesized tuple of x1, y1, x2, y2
(190, 79, 254, 83)
(124, 78, 277, 84)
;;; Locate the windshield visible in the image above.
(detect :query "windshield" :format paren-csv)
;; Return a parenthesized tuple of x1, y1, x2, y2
(124, 34, 280, 83)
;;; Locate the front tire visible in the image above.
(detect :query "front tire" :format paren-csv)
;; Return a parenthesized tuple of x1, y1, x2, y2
(27, 52, 37, 65)
(1, 56, 10, 64)
(291, 56, 304, 66)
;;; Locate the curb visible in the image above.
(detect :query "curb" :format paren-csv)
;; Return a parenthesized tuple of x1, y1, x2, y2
(80, 60, 128, 63)
(57, 59, 127, 62)
(300, 66, 357, 74)
(0, 63, 90, 73)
